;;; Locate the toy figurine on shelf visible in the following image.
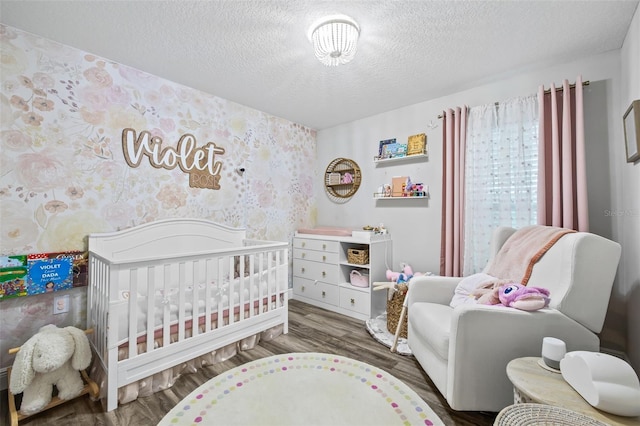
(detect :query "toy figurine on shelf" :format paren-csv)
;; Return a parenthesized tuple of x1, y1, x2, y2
(403, 177, 412, 197)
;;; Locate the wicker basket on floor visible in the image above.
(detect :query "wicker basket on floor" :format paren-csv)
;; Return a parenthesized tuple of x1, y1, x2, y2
(494, 403, 608, 426)
(387, 283, 408, 338)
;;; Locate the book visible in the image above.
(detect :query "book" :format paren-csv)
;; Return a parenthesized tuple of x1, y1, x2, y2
(0, 255, 28, 300)
(407, 133, 427, 155)
(27, 257, 74, 295)
(378, 138, 396, 157)
(391, 176, 408, 197)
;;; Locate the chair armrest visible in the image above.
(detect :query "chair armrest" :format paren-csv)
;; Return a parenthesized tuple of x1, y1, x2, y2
(450, 304, 599, 352)
(407, 276, 461, 307)
(446, 304, 600, 409)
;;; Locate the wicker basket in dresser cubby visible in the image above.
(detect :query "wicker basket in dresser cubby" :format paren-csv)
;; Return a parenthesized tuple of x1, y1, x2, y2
(347, 247, 369, 265)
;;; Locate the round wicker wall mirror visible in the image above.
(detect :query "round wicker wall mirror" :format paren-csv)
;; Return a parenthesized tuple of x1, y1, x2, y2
(324, 158, 362, 203)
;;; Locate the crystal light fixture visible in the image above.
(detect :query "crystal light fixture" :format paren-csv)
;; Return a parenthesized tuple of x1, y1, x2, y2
(308, 15, 360, 66)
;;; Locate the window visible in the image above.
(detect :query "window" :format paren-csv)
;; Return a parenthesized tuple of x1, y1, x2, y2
(463, 96, 539, 275)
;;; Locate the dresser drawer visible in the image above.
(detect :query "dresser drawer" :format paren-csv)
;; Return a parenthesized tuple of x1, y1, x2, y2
(293, 259, 340, 283)
(293, 277, 339, 306)
(293, 238, 340, 253)
(293, 248, 339, 264)
(340, 287, 370, 316)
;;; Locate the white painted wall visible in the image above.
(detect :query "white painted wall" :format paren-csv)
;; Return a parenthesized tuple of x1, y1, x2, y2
(618, 5, 640, 372)
(316, 43, 638, 366)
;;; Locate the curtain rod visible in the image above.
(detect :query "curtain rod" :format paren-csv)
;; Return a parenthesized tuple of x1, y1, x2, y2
(437, 80, 590, 119)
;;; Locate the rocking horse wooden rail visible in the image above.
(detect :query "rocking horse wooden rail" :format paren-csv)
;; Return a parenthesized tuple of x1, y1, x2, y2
(6, 328, 99, 426)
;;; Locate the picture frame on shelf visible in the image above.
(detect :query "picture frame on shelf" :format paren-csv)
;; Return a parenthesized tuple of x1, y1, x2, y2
(378, 138, 396, 157)
(623, 100, 640, 163)
(391, 176, 408, 197)
(407, 133, 427, 156)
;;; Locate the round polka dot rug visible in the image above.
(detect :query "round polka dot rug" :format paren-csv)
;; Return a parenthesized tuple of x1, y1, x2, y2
(158, 352, 444, 426)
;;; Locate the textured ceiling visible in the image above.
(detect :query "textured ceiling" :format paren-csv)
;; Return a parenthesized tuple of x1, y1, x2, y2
(1, 0, 638, 130)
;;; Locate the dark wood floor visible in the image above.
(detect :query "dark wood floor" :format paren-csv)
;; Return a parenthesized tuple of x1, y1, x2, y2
(2, 300, 497, 425)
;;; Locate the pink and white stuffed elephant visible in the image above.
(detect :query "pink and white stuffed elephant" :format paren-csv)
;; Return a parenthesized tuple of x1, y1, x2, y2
(9, 324, 92, 415)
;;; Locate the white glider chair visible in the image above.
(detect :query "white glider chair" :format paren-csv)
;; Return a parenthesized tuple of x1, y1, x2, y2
(407, 226, 622, 412)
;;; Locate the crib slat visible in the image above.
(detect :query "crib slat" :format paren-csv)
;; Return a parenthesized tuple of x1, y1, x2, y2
(145, 266, 155, 353)
(191, 260, 199, 338)
(258, 252, 265, 314)
(178, 262, 186, 342)
(216, 257, 224, 328)
(248, 254, 255, 318)
(277, 249, 284, 308)
(128, 269, 138, 357)
(269, 250, 280, 309)
(162, 264, 171, 349)
(239, 255, 245, 322)
(227, 256, 234, 326)
(107, 262, 119, 353)
(205, 258, 213, 333)
(270, 251, 275, 311)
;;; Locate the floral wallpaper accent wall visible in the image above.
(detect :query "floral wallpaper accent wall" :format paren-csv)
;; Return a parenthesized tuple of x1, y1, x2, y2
(0, 24, 317, 369)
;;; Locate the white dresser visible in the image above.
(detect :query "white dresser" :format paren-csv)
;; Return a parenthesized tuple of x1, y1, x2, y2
(292, 232, 392, 321)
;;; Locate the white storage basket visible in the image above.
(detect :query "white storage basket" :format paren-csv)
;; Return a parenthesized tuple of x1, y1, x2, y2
(350, 270, 369, 288)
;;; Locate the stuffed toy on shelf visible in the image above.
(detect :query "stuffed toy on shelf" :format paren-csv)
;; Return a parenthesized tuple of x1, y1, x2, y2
(9, 324, 92, 415)
(385, 262, 424, 284)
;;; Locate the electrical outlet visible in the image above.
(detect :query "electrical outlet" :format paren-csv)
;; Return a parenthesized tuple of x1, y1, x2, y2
(54, 294, 70, 314)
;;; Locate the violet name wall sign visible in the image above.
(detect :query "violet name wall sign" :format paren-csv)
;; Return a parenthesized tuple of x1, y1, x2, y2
(122, 128, 226, 189)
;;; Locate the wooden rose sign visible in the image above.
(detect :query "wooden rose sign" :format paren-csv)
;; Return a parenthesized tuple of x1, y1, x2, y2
(122, 128, 225, 189)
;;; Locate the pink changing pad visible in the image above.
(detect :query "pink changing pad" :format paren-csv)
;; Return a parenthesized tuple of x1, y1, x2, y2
(297, 227, 353, 237)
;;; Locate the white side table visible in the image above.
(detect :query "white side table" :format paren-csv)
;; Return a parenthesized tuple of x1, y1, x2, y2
(506, 357, 640, 426)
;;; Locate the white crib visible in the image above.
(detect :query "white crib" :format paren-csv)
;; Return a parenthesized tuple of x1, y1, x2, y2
(87, 218, 289, 411)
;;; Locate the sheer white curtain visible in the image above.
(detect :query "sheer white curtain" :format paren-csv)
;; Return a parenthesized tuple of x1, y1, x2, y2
(463, 95, 539, 275)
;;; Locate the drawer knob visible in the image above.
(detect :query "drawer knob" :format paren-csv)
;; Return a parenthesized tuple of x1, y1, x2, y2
(350, 298, 355, 305)
(322, 255, 326, 261)
(322, 271, 326, 277)
(301, 267, 305, 273)
(302, 253, 306, 258)
(302, 242, 306, 247)
(301, 286, 305, 292)
(322, 291, 326, 298)
(322, 244, 326, 249)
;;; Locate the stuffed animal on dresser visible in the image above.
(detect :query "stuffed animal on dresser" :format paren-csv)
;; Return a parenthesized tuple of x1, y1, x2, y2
(9, 324, 92, 415)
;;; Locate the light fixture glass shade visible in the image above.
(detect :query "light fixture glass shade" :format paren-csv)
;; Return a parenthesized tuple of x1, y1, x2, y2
(310, 16, 360, 66)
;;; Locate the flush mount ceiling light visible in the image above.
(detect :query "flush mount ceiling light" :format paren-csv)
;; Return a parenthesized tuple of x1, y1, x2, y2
(308, 15, 360, 66)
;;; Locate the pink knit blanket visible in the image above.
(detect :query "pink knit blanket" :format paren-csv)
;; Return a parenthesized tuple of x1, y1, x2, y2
(484, 225, 575, 285)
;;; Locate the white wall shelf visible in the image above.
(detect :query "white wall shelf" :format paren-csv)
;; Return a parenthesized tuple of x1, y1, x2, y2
(373, 153, 428, 165)
(374, 195, 428, 200)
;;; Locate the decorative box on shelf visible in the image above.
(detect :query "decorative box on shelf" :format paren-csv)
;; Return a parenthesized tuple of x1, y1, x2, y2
(327, 172, 342, 185)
